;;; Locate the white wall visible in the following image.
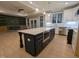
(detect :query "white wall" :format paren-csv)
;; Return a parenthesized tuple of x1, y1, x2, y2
(45, 13, 51, 27)
(45, 13, 52, 23)
(73, 6, 79, 22)
(63, 8, 74, 22)
(45, 13, 54, 27)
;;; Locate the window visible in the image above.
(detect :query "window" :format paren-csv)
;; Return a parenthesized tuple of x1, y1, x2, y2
(52, 14, 56, 23)
(40, 16, 43, 27)
(57, 13, 62, 23)
(52, 13, 62, 23)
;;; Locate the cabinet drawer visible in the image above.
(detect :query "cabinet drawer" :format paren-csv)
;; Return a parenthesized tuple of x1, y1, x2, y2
(36, 33, 43, 39)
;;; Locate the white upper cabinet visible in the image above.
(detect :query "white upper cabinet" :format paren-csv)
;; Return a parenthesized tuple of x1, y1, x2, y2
(63, 5, 79, 22)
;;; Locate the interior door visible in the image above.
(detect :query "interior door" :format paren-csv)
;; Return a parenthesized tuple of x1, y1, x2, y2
(34, 20, 37, 28)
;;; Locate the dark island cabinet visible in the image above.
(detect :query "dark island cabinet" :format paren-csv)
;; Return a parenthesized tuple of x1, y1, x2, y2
(24, 33, 43, 56)
(18, 28, 55, 56)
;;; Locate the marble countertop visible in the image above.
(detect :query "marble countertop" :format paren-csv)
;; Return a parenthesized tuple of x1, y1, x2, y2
(18, 27, 54, 35)
(66, 27, 78, 32)
(73, 29, 78, 33)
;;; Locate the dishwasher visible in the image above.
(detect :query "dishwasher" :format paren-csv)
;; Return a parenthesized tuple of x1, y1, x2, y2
(59, 27, 67, 36)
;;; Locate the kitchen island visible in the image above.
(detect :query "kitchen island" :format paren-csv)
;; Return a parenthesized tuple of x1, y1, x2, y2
(18, 27, 55, 56)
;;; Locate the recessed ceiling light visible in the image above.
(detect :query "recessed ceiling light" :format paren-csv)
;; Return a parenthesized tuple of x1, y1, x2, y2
(43, 12, 46, 15)
(29, 1, 32, 4)
(65, 2, 69, 5)
(35, 8, 39, 12)
(48, 14, 50, 16)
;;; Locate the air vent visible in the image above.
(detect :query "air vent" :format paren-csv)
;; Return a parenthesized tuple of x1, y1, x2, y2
(18, 9, 24, 12)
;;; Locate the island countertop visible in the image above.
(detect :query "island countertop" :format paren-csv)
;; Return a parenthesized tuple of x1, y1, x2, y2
(18, 27, 54, 35)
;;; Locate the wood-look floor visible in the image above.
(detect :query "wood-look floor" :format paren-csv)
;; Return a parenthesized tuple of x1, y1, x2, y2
(0, 32, 77, 58)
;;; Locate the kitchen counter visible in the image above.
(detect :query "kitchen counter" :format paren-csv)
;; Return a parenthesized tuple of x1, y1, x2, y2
(18, 27, 53, 35)
(18, 27, 55, 56)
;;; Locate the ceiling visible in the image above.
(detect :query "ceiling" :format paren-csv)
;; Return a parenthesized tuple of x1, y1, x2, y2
(0, 1, 78, 17)
(0, 1, 32, 13)
(0, 1, 35, 16)
(32, 1, 79, 13)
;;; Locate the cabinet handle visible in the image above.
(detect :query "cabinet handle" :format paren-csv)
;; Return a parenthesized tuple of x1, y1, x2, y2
(43, 37, 50, 43)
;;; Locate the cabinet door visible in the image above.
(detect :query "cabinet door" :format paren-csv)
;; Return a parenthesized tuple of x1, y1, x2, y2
(67, 29, 73, 44)
(24, 34, 35, 56)
(35, 33, 43, 55)
(50, 29, 55, 39)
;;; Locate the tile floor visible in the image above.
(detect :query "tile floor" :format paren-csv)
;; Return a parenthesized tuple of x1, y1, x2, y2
(0, 32, 77, 58)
